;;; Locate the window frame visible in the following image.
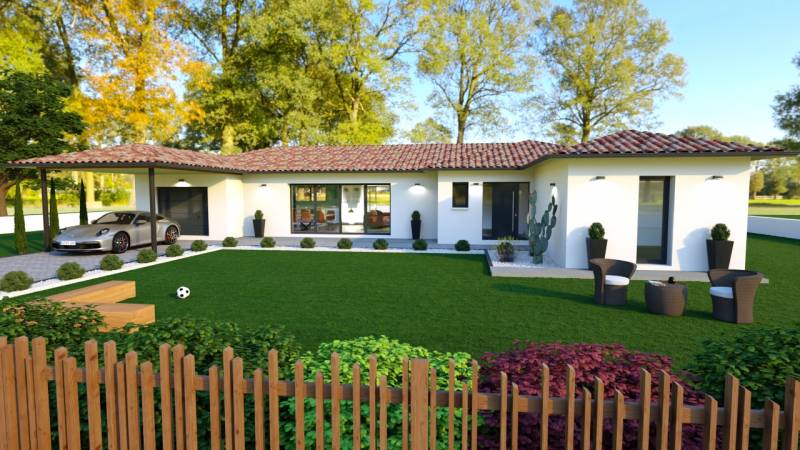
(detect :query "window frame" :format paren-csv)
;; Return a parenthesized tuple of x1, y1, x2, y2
(289, 183, 391, 235)
(452, 182, 469, 208)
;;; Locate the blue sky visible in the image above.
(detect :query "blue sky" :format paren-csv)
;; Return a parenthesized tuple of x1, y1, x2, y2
(396, 0, 800, 144)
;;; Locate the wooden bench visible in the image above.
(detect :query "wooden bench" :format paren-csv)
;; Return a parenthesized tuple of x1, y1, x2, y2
(48, 280, 136, 305)
(93, 304, 155, 331)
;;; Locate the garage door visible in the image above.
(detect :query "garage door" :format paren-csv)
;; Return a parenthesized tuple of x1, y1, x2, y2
(157, 187, 209, 236)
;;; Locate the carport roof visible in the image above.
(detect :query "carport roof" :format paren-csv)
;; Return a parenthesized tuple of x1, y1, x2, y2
(7, 130, 793, 174)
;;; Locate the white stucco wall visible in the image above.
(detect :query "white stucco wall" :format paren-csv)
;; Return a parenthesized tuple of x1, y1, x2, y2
(134, 171, 245, 240)
(530, 160, 569, 266)
(563, 157, 751, 270)
(241, 171, 438, 239)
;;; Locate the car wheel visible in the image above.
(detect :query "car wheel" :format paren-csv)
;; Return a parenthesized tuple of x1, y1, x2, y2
(165, 226, 179, 244)
(111, 232, 130, 254)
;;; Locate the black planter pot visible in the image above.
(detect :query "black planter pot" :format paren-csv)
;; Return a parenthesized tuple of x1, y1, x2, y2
(586, 238, 607, 267)
(411, 219, 421, 240)
(253, 219, 265, 238)
(706, 239, 733, 269)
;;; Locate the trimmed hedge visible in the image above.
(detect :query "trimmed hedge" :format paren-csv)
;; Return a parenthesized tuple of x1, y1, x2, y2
(454, 240, 471, 251)
(260, 237, 276, 248)
(372, 238, 389, 250)
(337, 238, 353, 249)
(412, 239, 427, 251)
(222, 236, 238, 247)
(57, 262, 85, 280)
(137, 249, 157, 263)
(165, 244, 184, 257)
(300, 237, 315, 248)
(99, 254, 124, 271)
(479, 342, 705, 450)
(1, 271, 33, 292)
(191, 240, 208, 252)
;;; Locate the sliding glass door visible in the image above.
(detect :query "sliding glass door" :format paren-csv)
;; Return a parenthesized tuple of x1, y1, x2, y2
(291, 184, 390, 234)
(636, 177, 671, 264)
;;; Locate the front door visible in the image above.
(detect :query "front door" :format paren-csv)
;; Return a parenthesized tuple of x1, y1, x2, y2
(157, 187, 209, 235)
(491, 183, 519, 238)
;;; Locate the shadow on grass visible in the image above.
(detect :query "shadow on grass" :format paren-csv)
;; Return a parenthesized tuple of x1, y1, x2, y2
(491, 283, 593, 304)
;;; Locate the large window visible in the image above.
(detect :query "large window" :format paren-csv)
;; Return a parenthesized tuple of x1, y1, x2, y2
(636, 177, 671, 264)
(291, 184, 390, 234)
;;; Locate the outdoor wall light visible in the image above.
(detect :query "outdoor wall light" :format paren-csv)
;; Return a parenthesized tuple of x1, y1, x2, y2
(472, 182, 481, 186)
(549, 182, 557, 187)
(592, 176, 606, 181)
(260, 183, 267, 187)
(710, 175, 724, 180)
(175, 179, 190, 187)
(409, 183, 426, 194)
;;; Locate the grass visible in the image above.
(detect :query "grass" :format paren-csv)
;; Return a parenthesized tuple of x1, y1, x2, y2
(749, 198, 800, 219)
(22, 234, 800, 368)
(0, 231, 44, 257)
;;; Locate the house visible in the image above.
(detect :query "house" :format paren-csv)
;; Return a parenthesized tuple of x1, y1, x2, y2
(9, 130, 793, 271)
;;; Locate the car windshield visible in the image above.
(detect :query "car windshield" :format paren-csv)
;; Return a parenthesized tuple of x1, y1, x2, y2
(95, 213, 136, 225)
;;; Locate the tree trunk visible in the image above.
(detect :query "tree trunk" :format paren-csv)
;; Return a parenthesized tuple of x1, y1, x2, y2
(581, 123, 592, 143)
(456, 116, 467, 144)
(0, 185, 9, 216)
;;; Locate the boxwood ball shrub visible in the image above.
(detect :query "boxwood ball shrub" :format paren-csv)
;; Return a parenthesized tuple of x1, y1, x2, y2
(372, 238, 389, 250)
(1, 271, 33, 292)
(191, 239, 208, 252)
(57, 262, 85, 280)
(99, 254, 124, 271)
(710, 223, 731, 241)
(412, 239, 427, 251)
(300, 237, 316, 248)
(588, 222, 605, 240)
(260, 237, 276, 248)
(454, 239, 471, 251)
(165, 243, 184, 257)
(688, 327, 800, 407)
(137, 248, 157, 263)
(222, 236, 238, 247)
(280, 336, 473, 448)
(479, 342, 705, 450)
(337, 238, 353, 249)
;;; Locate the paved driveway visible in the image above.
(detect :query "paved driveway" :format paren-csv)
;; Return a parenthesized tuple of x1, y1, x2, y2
(0, 241, 193, 282)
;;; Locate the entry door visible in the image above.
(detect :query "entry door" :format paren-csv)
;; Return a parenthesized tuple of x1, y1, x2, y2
(491, 183, 519, 238)
(157, 187, 209, 235)
(636, 177, 671, 264)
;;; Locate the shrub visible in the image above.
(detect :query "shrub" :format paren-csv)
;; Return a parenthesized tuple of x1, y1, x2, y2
(688, 327, 800, 407)
(496, 237, 515, 262)
(412, 239, 427, 251)
(57, 262, 85, 280)
(710, 223, 731, 241)
(411, 210, 421, 221)
(222, 236, 238, 247)
(588, 222, 605, 240)
(1, 271, 33, 292)
(99, 254, 124, 271)
(165, 243, 184, 257)
(260, 237, 276, 248)
(372, 238, 389, 250)
(300, 237, 316, 248)
(454, 240, 471, 251)
(337, 238, 353, 249)
(191, 240, 208, 252)
(254, 209, 264, 220)
(0, 298, 104, 358)
(479, 342, 704, 450)
(137, 249, 157, 263)
(281, 336, 473, 448)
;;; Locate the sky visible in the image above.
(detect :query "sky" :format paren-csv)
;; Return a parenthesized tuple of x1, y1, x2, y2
(396, 0, 800, 144)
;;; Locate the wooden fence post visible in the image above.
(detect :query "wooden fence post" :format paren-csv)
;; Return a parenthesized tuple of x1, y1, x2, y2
(722, 374, 739, 450)
(30, 338, 51, 450)
(410, 359, 429, 450)
(783, 379, 799, 450)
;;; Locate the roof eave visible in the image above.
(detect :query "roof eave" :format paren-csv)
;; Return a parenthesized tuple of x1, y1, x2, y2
(2, 161, 244, 175)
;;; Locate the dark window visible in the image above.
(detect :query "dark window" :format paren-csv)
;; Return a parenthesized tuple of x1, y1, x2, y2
(636, 176, 671, 264)
(452, 182, 469, 208)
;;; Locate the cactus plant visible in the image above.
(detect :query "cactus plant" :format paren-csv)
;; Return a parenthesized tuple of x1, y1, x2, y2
(527, 191, 557, 264)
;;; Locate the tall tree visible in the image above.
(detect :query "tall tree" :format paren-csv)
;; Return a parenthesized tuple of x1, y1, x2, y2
(406, 118, 452, 143)
(71, 0, 206, 144)
(536, 0, 686, 144)
(0, 71, 84, 216)
(675, 125, 759, 145)
(78, 180, 88, 225)
(417, 0, 538, 143)
(48, 180, 59, 240)
(749, 170, 764, 199)
(774, 53, 800, 151)
(13, 182, 27, 254)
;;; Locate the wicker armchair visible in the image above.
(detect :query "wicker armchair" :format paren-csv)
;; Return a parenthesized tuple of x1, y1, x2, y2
(707, 269, 763, 323)
(589, 258, 637, 305)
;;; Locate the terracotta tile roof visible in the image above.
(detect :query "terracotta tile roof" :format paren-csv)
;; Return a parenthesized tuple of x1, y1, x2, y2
(9, 130, 791, 173)
(566, 130, 784, 155)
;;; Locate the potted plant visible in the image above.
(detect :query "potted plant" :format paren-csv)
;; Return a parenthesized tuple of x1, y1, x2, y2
(496, 237, 515, 262)
(586, 222, 607, 267)
(253, 209, 265, 237)
(410, 210, 421, 240)
(706, 223, 733, 269)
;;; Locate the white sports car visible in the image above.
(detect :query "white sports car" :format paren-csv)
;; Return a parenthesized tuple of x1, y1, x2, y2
(52, 211, 181, 253)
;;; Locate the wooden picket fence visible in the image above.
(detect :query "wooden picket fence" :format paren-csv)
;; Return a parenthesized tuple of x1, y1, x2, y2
(0, 335, 798, 450)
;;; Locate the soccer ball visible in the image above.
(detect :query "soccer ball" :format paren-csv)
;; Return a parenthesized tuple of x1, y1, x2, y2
(176, 286, 191, 299)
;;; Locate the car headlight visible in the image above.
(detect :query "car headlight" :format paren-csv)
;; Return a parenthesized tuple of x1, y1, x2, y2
(96, 228, 110, 236)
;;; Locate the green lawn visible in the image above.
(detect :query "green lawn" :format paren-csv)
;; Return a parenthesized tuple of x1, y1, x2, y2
(0, 231, 44, 257)
(22, 234, 800, 368)
(749, 199, 800, 219)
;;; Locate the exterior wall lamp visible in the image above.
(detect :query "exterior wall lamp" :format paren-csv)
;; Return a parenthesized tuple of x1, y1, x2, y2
(175, 179, 190, 187)
(592, 176, 606, 181)
(549, 182, 557, 187)
(710, 175, 724, 180)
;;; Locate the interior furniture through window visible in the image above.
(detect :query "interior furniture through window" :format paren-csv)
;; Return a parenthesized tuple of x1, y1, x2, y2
(291, 184, 390, 234)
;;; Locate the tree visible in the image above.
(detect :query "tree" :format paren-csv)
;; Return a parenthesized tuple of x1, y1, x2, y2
(537, 0, 686, 144)
(774, 53, 800, 140)
(749, 170, 764, 199)
(0, 71, 84, 216)
(675, 125, 760, 145)
(79, 180, 88, 225)
(13, 182, 27, 254)
(417, 0, 537, 143)
(49, 180, 59, 240)
(406, 118, 452, 143)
